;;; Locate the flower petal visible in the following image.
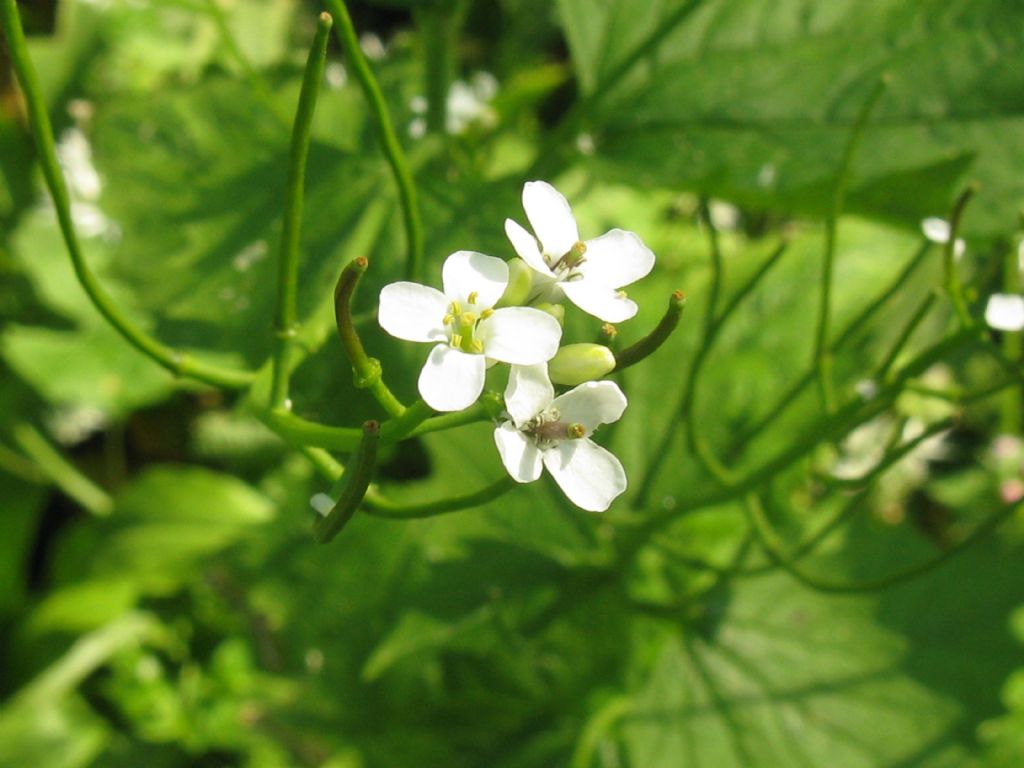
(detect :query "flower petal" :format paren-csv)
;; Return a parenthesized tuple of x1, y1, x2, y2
(551, 380, 627, 435)
(442, 251, 509, 309)
(378, 282, 449, 342)
(580, 229, 656, 289)
(504, 364, 554, 428)
(542, 439, 626, 512)
(494, 422, 543, 482)
(477, 307, 561, 364)
(505, 218, 554, 277)
(985, 293, 1024, 332)
(418, 344, 486, 411)
(523, 180, 579, 258)
(560, 279, 638, 322)
(921, 217, 951, 243)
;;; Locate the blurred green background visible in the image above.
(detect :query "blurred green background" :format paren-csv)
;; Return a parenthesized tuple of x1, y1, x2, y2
(2, 0, 1024, 765)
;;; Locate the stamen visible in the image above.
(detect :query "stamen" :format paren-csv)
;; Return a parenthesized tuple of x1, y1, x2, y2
(460, 312, 476, 327)
(449, 300, 462, 315)
(451, 333, 463, 348)
(443, 314, 454, 325)
(467, 291, 479, 304)
(471, 339, 484, 353)
(567, 423, 586, 439)
(480, 308, 494, 319)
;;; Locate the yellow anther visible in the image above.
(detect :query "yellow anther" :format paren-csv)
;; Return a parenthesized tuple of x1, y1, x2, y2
(443, 314, 454, 325)
(617, 290, 628, 299)
(568, 423, 586, 439)
(449, 301, 462, 315)
(471, 339, 484, 353)
(467, 291, 479, 305)
(451, 333, 463, 348)
(480, 308, 494, 319)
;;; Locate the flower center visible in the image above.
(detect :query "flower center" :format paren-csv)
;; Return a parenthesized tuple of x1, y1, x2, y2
(522, 407, 586, 450)
(442, 293, 493, 354)
(547, 241, 587, 282)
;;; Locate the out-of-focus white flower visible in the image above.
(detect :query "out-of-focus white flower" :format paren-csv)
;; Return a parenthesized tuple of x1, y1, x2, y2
(409, 72, 499, 138)
(505, 180, 656, 322)
(378, 251, 561, 412)
(985, 293, 1024, 332)
(921, 217, 966, 261)
(325, 61, 347, 90)
(359, 32, 387, 61)
(708, 200, 741, 231)
(56, 128, 102, 201)
(494, 363, 627, 511)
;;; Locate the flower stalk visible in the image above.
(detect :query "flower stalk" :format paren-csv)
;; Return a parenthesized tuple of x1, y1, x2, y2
(271, 12, 333, 409)
(313, 420, 380, 543)
(613, 291, 686, 371)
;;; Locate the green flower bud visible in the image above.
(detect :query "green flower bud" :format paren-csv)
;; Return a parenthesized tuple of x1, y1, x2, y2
(533, 302, 565, 326)
(496, 257, 533, 307)
(548, 343, 616, 386)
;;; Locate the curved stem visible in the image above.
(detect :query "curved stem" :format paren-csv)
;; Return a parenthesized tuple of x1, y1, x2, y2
(313, 420, 380, 543)
(271, 12, 333, 408)
(814, 76, 889, 414)
(334, 257, 406, 417)
(875, 292, 937, 380)
(323, 0, 424, 281)
(0, 0, 255, 390)
(362, 476, 515, 519)
(744, 492, 1017, 594)
(613, 291, 686, 371)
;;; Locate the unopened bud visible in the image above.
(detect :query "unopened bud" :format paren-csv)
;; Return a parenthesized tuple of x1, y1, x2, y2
(496, 258, 533, 307)
(533, 302, 565, 325)
(548, 343, 616, 386)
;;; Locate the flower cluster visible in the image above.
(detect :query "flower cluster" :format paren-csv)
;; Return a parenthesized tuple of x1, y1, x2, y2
(378, 181, 656, 511)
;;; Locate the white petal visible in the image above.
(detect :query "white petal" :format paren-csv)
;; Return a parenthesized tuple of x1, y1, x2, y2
(542, 439, 627, 512)
(551, 380, 627, 435)
(442, 251, 508, 309)
(560, 279, 638, 322)
(504, 364, 554, 427)
(921, 217, 951, 243)
(418, 344, 486, 411)
(985, 293, 1024, 332)
(477, 307, 561, 364)
(378, 282, 449, 342)
(505, 218, 554, 277)
(579, 229, 655, 289)
(523, 180, 579, 258)
(494, 422, 543, 482)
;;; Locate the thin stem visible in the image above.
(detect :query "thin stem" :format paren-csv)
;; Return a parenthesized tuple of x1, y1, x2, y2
(313, 420, 380, 543)
(416, 3, 458, 135)
(404, 396, 498, 438)
(814, 76, 889, 414)
(874, 292, 937, 380)
(744, 492, 1018, 594)
(698, 198, 724, 332)
(334, 257, 406, 417)
(264, 409, 362, 451)
(732, 239, 933, 449)
(362, 476, 515, 519)
(1001, 238, 1022, 434)
(613, 291, 686, 371)
(944, 184, 978, 327)
(271, 12, 333, 408)
(0, 0, 255, 390)
(323, 0, 424, 281)
(11, 423, 113, 516)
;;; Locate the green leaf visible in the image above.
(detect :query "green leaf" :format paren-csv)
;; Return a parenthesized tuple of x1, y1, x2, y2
(557, 0, 1024, 236)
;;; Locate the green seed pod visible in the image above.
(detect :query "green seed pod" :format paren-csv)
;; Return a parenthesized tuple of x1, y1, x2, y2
(548, 343, 616, 386)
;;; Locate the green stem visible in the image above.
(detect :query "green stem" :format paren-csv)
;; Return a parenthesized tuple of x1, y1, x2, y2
(334, 257, 406, 417)
(1000, 239, 1022, 434)
(744, 492, 1018, 594)
(732, 239, 933, 449)
(416, 4, 457, 135)
(264, 409, 362, 451)
(698, 198, 723, 331)
(362, 476, 515, 519)
(271, 12, 332, 408)
(313, 420, 380, 543)
(814, 76, 889, 414)
(613, 291, 686, 371)
(11, 423, 113, 516)
(323, 0, 424, 282)
(874, 292, 937, 380)
(944, 184, 978, 328)
(0, 0, 255, 390)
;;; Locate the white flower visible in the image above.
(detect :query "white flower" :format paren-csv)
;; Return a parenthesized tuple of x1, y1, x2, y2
(921, 217, 965, 261)
(493, 364, 627, 512)
(379, 251, 562, 412)
(504, 181, 655, 322)
(985, 293, 1024, 332)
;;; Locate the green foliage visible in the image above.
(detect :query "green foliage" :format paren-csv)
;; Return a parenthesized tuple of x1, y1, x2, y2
(2, 0, 1023, 766)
